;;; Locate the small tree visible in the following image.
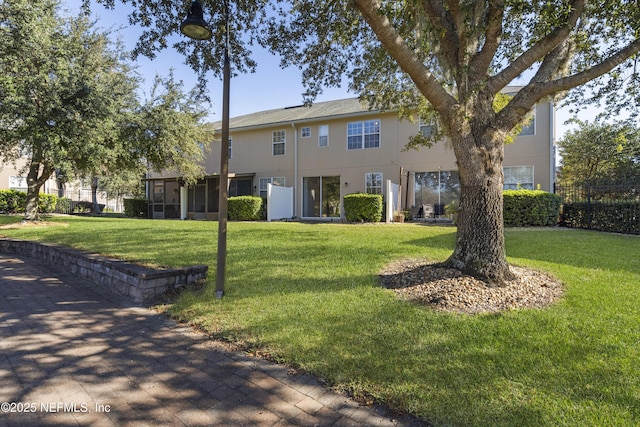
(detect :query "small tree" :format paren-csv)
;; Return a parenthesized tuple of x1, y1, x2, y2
(81, 72, 212, 213)
(558, 120, 640, 184)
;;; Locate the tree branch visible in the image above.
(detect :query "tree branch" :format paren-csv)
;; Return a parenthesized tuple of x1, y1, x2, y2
(498, 38, 640, 130)
(488, 0, 587, 94)
(469, 0, 504, 80)
(353, 0, 456, 113)
(421, 0, 459, 76)
(542, 38, 640, 97)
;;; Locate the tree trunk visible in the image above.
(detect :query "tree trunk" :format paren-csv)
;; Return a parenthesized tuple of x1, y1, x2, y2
(91, 176, 102, 214)
(23, 186, 41, 221)
(23, 162, 42, 221)
(23, 161, 52, 221)
(443, 124, 516, 286)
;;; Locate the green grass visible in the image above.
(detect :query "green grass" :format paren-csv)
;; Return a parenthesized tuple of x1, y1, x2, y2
(2, 215, 639, 426)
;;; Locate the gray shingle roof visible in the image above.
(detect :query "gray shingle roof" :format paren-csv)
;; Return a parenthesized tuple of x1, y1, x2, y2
(215, 97, 378, 131)
(215, 86, 524, 132)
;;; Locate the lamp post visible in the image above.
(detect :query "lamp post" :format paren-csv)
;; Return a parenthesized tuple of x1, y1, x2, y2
(181, 0, 230, 299)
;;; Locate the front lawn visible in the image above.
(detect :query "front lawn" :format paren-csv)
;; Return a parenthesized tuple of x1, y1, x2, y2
(1, 216, 639, 426)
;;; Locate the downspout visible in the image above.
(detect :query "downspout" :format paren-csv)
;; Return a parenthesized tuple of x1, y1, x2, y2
(291, 122, 298, 218)
(549, 101, 556, 192)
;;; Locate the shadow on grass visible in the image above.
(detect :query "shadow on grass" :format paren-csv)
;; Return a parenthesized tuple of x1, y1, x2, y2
(406, 227, 640, 275)
(201, 283, 639, 426)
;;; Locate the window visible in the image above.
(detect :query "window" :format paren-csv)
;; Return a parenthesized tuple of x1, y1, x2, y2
(504, 166, 534, 190)
(365, 173, 383, 195)
(301, 127, 311, 138)
(419, 118, 436, 137)
(414, 170, 460, 206)
(347, 119, 380, 150)
(229, 177, 252, 197)
(228, 137, 232, 160)
(9, 176, 27, 191)
(272, 130, 286, 155)
(318, 125, 328, 147)
(259, 176, 285, 198)
(519, 107, 536, 136)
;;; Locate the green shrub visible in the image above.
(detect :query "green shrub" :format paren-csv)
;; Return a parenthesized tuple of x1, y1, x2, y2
(561, 201, 639, 234)
(0, 190, 23, 213)
(503, 190, 562, 227)
(344, 193, 383, 222)
(55, 197, 72, 214)
(38, 193, 57, 213)
(124, 198, 148, 218)
(0, 190, 57, 214)
(228, 196, 263, 220)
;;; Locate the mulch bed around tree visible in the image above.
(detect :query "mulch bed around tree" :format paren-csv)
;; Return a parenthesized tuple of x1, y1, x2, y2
(380, 259, 564, 314)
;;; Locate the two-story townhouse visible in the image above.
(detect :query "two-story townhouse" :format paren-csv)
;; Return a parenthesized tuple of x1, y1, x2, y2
(0, 157, 123, 213)
(147, 89, 555, 220)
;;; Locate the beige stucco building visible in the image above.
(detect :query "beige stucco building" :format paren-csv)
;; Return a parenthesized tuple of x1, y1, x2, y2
(0, 158, 58, 195)
(0, 157, 122, 213)
(148, 91, 556, 221)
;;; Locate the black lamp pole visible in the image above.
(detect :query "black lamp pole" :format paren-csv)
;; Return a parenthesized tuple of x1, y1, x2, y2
(181, 0, 230, 299)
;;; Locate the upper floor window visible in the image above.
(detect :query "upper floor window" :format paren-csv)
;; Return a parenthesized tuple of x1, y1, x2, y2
(347, 119, 380, 150)
(272, 130, 286, 156)
(301, 127, 311, 138)
(419, 118, 436, 138)
(318, 125, 328, 147)
(519, 107, 536, 136)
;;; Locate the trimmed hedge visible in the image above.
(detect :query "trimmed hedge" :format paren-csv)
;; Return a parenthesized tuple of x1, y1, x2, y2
(561, 201, 639, 234)
(503, 190, 562, 227)
(124, 198, 148, 218)
(38, 193, 58, 213)
(0, 190, 23, 213)
(344, 193, 383, 222)
(0, 190, 57, 214)
(228, 196, 262, 220)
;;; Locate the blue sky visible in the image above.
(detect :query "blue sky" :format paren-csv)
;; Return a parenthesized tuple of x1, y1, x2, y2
(61, 0, 590, 139)
(61, 0, 353, 120)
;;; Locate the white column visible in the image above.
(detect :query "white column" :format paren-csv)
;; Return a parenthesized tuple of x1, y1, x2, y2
(180, 185, 188, 220)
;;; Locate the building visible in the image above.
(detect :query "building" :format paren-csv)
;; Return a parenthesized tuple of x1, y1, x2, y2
(0, 158, 59, 196)
(0, 157, 124, 213)
(147, 90, 555, 221)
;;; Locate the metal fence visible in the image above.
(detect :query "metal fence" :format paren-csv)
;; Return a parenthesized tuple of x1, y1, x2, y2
(53, 189, 128, 214)
(555, 179, 640, 234)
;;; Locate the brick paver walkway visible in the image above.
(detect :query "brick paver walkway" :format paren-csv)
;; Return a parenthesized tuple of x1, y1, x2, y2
(0, 254, 422, 426)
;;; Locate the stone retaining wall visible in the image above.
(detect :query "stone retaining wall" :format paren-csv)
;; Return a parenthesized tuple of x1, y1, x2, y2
(0, 238, 208, 303)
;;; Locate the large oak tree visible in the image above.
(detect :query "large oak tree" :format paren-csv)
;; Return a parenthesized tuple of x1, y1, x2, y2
(0, 0, 138, 219)
(0, 0, 210, 220)
(97, 0, 640, 285)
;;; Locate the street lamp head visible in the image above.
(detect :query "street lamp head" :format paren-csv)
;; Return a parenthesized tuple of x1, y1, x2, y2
(180, 0, 213, 40)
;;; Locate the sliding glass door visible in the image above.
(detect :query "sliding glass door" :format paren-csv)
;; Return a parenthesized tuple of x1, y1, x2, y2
(303, 176, 341, 218)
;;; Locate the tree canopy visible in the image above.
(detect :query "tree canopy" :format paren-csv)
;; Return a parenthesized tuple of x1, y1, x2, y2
(0, 0, 211, 219)
(558, 119, 640, 184)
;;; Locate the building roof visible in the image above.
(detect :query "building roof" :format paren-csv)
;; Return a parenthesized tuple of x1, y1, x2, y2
(216, 98, 378, 132)
(216, 85, 526, 132)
